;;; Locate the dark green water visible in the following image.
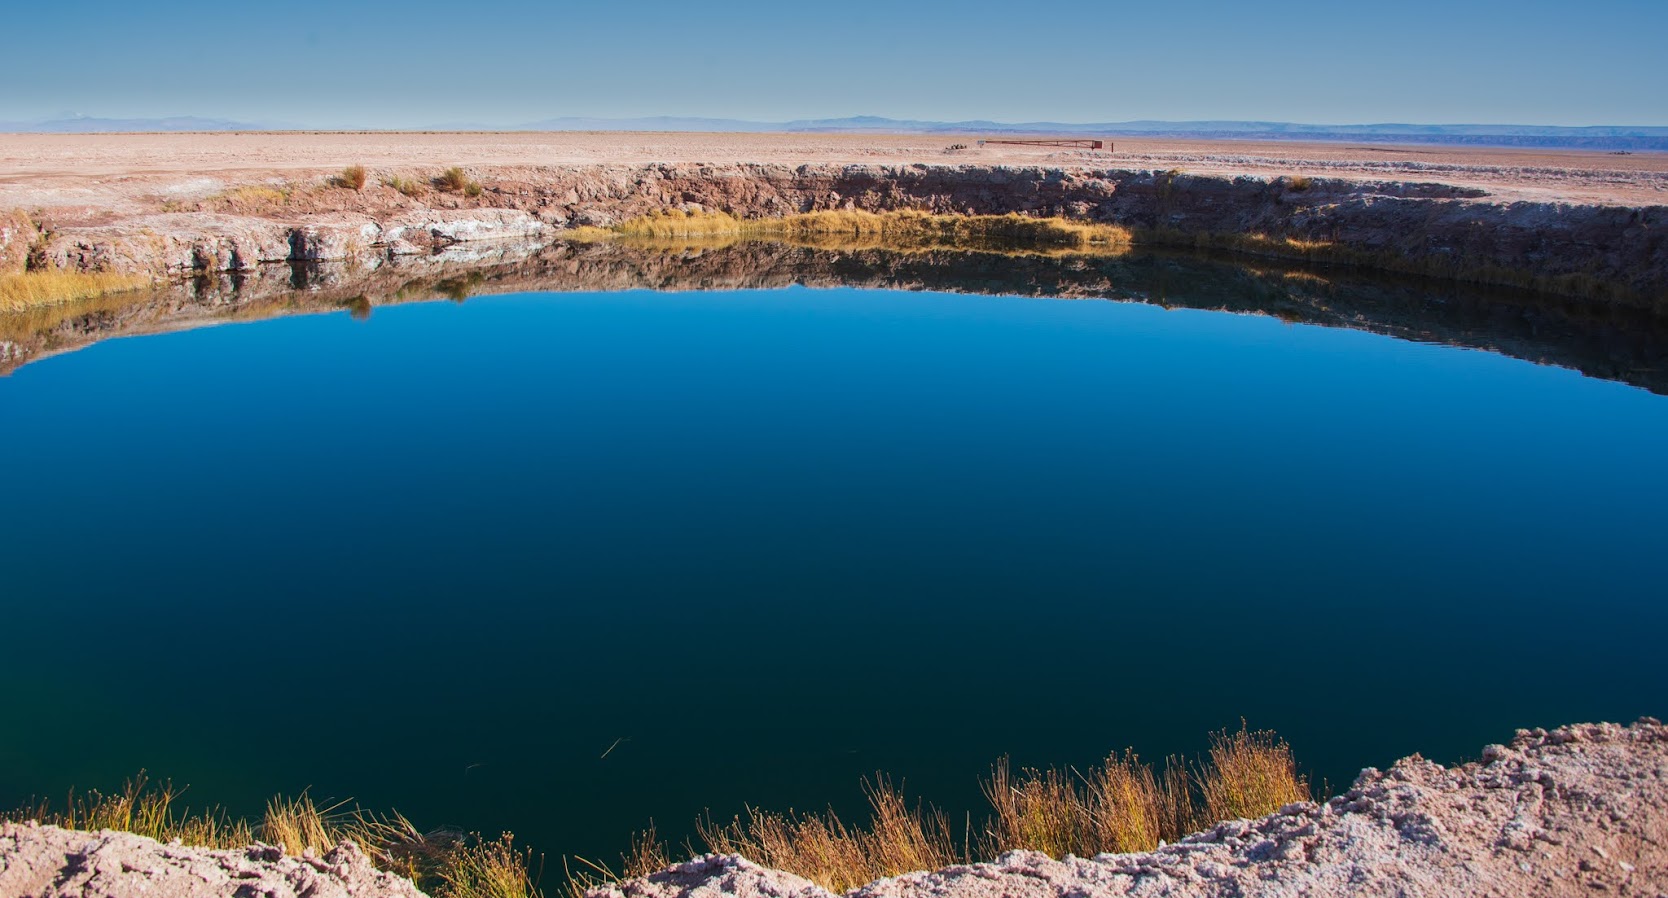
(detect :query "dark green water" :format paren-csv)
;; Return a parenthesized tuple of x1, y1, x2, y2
(2, 258, 1665, 864)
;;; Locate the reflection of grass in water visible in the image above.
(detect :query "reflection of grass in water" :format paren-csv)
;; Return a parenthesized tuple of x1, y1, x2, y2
(1149, 228, 1638, 306)
(0, 269, 151, 312)
(571, 209, 1133, 256)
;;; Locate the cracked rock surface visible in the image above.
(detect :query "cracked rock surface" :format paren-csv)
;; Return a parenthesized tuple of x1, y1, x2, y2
(0, 826, 426, 898)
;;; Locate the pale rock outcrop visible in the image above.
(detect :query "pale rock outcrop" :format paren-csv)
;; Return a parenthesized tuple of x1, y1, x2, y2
(0, 208, 35, 273)
(0, 824, 426, 898)
(40, 210, 549, 274)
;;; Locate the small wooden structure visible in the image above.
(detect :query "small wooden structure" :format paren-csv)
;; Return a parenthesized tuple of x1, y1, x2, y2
(977, 138, 1108, 151)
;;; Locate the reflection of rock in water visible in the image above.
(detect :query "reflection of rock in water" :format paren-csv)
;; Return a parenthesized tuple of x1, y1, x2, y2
(5, 240, 1668, 395)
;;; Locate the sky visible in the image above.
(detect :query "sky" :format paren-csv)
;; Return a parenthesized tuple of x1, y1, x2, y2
(8, 0, 1666, 128)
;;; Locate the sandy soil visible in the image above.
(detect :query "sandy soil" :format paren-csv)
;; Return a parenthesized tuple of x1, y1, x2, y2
(2, 132, 1665, 221)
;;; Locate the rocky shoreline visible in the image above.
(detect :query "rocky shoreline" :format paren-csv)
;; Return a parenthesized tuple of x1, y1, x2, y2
(3, 720, 1663, 898)
(6, 163, 1665, 310)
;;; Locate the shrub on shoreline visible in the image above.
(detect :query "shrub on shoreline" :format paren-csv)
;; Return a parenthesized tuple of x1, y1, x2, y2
(590, 209, 1132, 254)
(386, 175, 426, 197)
(0, 268, 150, 311)
(437, 166, 484, 197)
(337, 165, 368, 191)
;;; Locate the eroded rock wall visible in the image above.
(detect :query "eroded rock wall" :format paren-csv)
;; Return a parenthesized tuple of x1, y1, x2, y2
(29, 165, 1668, 309)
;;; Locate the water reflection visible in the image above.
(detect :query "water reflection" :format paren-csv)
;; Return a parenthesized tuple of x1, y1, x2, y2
(5, 240, 1664, 393)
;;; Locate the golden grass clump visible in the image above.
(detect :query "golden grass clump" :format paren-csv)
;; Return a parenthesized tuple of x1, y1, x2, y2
(1198, 724, 1308, 823)
(981, 761, 1084, 860)
(4, 775, 541, 898)
(0, 268, 150, 312)
(443, 833, 544, 898)
(1155, 762, 1198, 845)
(561, 824, 670, 898)
(437, 167, 484, 197)
(387, 175, 427, 198)
(338, 165, 368, 191)
(601, 209, 1131, 255)
(215, 185, 291, 209)
(261, 792, 346, 857)
(981, 725, 1306, 861)
(697, 778, 958, 893)
(34, 772, 253, 851)
(4, 724, 1306, 898)
(1084, 750, 1165, 854)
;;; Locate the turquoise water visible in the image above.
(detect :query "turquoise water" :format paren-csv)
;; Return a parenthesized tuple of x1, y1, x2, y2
(2, 281, 1665, 864)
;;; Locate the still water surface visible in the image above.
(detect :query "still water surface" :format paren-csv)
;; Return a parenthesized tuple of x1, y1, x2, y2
(2, 279, 1665, 861)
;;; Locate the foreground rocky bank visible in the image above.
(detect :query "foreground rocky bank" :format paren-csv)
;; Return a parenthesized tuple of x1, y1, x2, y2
(0, 829, 422, 898)
(3, 721, 1663, 898)
(9, 163, 1666, 310)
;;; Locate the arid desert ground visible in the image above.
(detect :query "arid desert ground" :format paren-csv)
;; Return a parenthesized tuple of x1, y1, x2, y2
(2, 131, 1664, 225)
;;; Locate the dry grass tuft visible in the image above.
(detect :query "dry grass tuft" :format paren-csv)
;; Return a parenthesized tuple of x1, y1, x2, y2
(697, 778, 958, 893)
(860, 776, 958, 878)
(5, 776, 540, 898)
(338, 165, 368, 191)
(443, 833, 544, 898)
(34, 772, 253, 850)
(561, 824, 670, 898)
(1198, 723, 1308, 823)
(981, 761, 1083, 860)
(1085, 750, 1165, 854)
(387, 176, 426, 198)
(437, 167, 484, 197)
(213, 185, 291, 209)
(5, 726, 1305, 898)
(1155, 761, 1198, 844)
(0, 268, 151, 311)
(982, 726, 1305, 861)
(261, 792, 348, 857)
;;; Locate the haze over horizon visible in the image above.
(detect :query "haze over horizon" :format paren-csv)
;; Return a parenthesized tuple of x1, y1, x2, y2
(8, 0, 1666, 129)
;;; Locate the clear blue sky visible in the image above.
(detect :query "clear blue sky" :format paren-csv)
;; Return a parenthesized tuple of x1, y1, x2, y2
(9, 0, 1666, 127)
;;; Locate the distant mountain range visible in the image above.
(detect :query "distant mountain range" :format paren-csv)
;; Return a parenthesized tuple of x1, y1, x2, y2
(0, 115, 272, 133)
(5, 114, 1666, 150)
